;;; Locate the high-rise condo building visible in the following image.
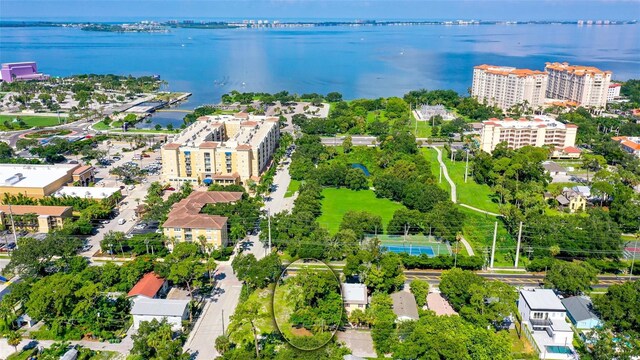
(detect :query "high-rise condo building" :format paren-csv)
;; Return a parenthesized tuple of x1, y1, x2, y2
(545, 62, 612, 108)
(471, 65, 548, 111)
(161, 113, 280, 187)
(479, 115, 578, 155)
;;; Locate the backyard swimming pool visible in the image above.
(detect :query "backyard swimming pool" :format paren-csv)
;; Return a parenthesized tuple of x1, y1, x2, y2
(545, 346, 573, 355)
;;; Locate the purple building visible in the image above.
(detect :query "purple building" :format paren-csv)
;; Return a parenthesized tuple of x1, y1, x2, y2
(0, 62, 50, 83)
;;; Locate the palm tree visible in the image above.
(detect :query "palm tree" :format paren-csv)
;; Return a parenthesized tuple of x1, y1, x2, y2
(7, 331, 21, 352)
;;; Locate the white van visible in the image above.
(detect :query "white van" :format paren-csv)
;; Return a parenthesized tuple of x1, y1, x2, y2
(117, 218, 126, 225)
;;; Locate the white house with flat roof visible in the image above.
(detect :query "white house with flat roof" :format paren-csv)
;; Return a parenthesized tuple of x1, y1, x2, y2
(0, 163, 81, 198)
(518, 289, 576, 360)
(342, 283, 368, 314)
(131, 298, 190, 331)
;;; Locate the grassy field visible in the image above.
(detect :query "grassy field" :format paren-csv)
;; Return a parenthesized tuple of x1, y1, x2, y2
(285, 179, 301, 198)
(0, 114, 62, 129)
(366, 110, 388, 123)
(422, 147, 451, 194)
(460, 207, 516, 268)
(422, 147, 500, 213)
(318, 188, 405, 234)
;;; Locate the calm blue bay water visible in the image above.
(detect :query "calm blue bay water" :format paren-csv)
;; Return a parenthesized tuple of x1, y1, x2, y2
(1, 24, 639, 111)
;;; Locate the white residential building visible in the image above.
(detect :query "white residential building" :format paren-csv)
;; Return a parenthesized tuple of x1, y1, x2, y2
(545, 62, 612, 109)
(131, 298, 190, 331)
(471, 65, 548, 111)
(518, 289, 576, 360)
(479, 115, 578, 154)
(608, 83, 622, 101)
(342, 283, 368, 314)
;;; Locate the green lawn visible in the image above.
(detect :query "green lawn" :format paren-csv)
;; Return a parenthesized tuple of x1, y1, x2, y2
(318, 188, 405, 234)
(508, 329, 537, 359)
(459, 207, 516, 268)
(422, 147, 451, 194)
(92, 121, 111, 130)
(285, 179, 301, 198)
(366, 110, 388, 123)
(0, 114, 63, 129)
(423, 147, 500, 213)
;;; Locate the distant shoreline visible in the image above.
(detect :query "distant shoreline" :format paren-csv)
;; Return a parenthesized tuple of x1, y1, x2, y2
(1, 19, 637, 32)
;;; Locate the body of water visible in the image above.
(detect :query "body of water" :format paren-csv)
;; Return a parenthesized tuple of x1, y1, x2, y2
(2, 24, 639, 109)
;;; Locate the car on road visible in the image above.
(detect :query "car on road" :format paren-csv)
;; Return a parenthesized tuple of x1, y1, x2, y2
(81, 244, 93, 252)
(165, 187, 175, 191)
(128, 185, 135, 191)
(100, 220, 110, 224)
(117, 218, 126, 225)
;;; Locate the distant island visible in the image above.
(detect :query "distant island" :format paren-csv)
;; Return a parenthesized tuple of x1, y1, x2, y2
(1, 18, 637, 32)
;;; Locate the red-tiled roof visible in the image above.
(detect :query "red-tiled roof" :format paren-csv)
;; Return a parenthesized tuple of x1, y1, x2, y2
(199, 142, 219, 149)
(127, 272, 165, 298)
(240, 121, 258, 127)
(562, 146, 582, 154)
(0, 205, 72, 217)
(236, 144, 252, 150)
(162, 191, 243, 230)
(73, 165, 93, 175)
(621, 140, 640, 151)
(163, 143, 181, 150)
(235, 112, 249, 119)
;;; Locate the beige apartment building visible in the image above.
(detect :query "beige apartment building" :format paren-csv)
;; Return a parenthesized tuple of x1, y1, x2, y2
(479, 115, 578, 154)
(162, 191, 243, 249)
(161, 113, 280, 187)
(471, 65, 548, 111)
(545, 62, 612, 109)
(0, 205, 73, 233)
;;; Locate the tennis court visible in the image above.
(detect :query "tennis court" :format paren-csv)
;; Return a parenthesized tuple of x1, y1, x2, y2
(369, 234, 452, 257)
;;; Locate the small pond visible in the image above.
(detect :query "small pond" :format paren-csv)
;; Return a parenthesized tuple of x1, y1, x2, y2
(350, 163, 370, 176)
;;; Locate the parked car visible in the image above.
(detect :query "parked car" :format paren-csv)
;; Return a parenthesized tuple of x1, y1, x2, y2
(82, 244, 93, 252)
(142, 154, 150, 158)
(165, 187, 175, 191)
(118, 218, 126, 225)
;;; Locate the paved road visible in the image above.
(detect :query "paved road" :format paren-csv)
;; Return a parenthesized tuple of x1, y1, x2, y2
(184, 158, 293, 359)
(320, 135, 463, 148)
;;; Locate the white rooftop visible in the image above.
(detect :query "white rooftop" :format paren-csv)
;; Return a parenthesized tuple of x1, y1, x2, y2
(55, 186, 121, 199)
(0, 164, 77, 188)
(170, 114, 277, 149)
(484, 115, 568, 129)
(131, 298, 190, 317)
(520, 289, 566, 311)
(342, 283, 368, 304)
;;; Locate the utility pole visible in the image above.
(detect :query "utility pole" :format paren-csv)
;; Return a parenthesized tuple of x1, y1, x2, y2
(8, 203, 18, 250)
(464, 149, 469, 183)
(514, 222, 523, 268)
(482, 246, 489, 270)
(490, 221, 498, 269)
(267, 209, 272, 255)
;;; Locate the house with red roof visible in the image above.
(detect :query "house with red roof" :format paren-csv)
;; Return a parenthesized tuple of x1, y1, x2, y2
(127, 272, 168, 299)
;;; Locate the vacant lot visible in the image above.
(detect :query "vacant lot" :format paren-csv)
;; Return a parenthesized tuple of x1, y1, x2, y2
(318, 188, 405, 234)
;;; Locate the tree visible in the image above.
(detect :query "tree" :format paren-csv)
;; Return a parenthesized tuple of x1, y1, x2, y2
(592, 280, 640, 334)
(7, 331, 21, 352)
(392, 313, 512, 359)
(342, 135, 353, 153)
(230, 297, 266, 358)
(410, 279, 429, 307)
(326, 92, 343, 102)
(369, 293, 396, 356)
(544, 261, 598, 296)
(164, 243, 205, 297)
(215, 335, 231, 355)
(131, 319, 189, 360)
(345, 168, 368, 190)
(439, 268, 484, 311)
(363, 253, 405, 293)
(402, 183, 448, 212)
(339, 211, 383, 240)
(8, 234, 83, 277)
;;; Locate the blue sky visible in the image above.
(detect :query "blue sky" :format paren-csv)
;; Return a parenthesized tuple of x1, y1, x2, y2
(1, 0, 639, 22)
